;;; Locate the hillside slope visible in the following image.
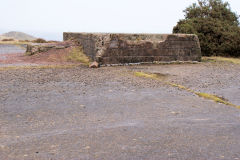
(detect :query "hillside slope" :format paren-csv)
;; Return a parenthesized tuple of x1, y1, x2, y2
(0, 31, 36, 41)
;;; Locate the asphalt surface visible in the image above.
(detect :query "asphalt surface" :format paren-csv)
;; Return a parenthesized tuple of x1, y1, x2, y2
(1, 63, 240, 160)
(0, 44, 240, 160)
(0, 44, 26, 54)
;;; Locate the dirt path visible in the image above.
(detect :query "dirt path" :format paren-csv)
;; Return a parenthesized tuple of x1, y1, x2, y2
(0, 45, 240, 160)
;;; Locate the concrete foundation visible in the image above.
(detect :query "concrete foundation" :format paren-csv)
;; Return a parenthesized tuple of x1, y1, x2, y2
(64, 32, 201, 65)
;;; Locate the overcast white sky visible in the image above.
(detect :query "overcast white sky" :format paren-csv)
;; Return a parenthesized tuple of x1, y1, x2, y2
(0, 0, 239, 40)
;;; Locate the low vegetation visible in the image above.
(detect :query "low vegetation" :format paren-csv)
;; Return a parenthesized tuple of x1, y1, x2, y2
(0, 40, 30, 45)
(2, 38, 14, 41)
(166, 82, 195, 93)
(202, 56, 240, 64)
(32, 38, 47, 43)
(134, 71, 240, 109)
(66, 46, 90, 65)
(173, 0, 240, 57)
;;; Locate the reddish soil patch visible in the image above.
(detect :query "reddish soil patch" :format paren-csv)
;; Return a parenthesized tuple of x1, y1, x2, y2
(0, 53, 26, 64)
(22, 47, 77, 65)
(0, 46, 78, 66)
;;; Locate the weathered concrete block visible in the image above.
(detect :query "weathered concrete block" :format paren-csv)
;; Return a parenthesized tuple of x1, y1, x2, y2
(26, 42, 72, 55)
(63, 32, 201, 64)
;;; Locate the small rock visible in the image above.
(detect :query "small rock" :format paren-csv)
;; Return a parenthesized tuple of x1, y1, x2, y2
(89, 61, 99, 68)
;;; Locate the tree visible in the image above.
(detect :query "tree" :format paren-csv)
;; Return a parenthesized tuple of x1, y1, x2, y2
(173, 0, 240, 57)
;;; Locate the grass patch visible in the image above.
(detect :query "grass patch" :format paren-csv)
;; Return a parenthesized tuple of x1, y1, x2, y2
(196, 92, 230, 105)
(24, 52, 33, 56)
(202, 56, 240, 64)
(134, 72, 190, 90)
(134, 72, 159, 79)
(196, 92, 240, 109)
(134, 71, 240, 109)
(66, 47, 90, 65)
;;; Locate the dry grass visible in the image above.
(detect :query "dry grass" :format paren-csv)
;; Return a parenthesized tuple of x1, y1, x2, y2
(134, 72, 159, 79)
(196, 93, 229, 105)
(196, 92, 240, 109)
(166, 82, 195, 93)
(25, 52, 32, 56)
(66, 47, 90, 65)
(202, 56, 240, 64)
(0, 40, 30, 45)
(134, 71, 240, 109)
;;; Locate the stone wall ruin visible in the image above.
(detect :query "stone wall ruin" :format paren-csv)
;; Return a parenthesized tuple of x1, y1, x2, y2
(64, 32, 201, 65)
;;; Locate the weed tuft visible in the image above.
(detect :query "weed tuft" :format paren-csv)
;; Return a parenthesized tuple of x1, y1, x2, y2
(32, 38, 47, 43)
(202, 56, 240, 64)
(196, 92, 229, 105)
(167, 82, 195, 93)
(0, 64, 79, 71)
(67, 47, 90, 65)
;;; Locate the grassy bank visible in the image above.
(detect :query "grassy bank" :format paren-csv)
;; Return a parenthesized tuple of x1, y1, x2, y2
(202, 56, 240, 64)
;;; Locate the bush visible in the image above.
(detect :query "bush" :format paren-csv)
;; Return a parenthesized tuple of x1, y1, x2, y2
(173, 0, 240, 57)
(2, 38, 14, 41)
(32, 38, 47, 43)
(19, 40, 30, 42)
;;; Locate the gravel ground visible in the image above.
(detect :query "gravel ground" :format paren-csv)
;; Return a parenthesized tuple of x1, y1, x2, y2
(0, 63, 240, 160)
(130, 62, 240, 106)
(1, 44, 240, 160)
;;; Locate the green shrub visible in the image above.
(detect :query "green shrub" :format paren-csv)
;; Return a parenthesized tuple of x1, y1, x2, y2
(2, 38, 14, 41)
(19, 40, 30, 43)
(33, 38, 47, 43)
(173, 0, 240, 57)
